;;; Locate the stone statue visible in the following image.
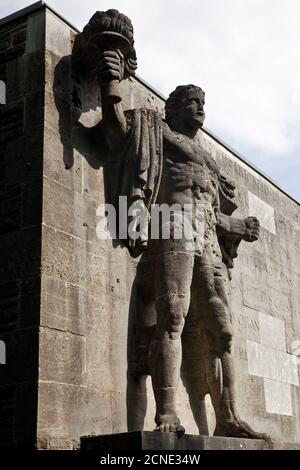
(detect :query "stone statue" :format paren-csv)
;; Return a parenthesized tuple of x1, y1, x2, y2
(76, 9, 269, 441)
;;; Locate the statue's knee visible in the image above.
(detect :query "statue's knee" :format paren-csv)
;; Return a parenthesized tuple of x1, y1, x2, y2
(208, 293, 225, 311)
(167, 312, 185, 339)
(156, 294, 187, 339)
(218, 328, 233, 354)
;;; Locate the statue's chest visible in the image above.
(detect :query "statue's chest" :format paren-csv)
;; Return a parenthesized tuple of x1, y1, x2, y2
(163, 146, 217, 182)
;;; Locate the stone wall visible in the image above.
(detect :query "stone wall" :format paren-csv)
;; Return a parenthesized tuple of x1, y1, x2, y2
(0, 5, 299, 449)
(0, 8, 45, 448)
(37, 9, 167, 450)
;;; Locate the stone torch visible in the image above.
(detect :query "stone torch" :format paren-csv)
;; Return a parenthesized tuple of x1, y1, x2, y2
(82, 9, 137, 103)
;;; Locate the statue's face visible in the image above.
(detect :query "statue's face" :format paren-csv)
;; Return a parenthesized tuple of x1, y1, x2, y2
(179, 90, 205, 130)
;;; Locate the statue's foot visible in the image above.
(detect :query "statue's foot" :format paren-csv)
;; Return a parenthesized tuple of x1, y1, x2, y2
(214, 418, 271, 446)
(154, 414, 185, 436)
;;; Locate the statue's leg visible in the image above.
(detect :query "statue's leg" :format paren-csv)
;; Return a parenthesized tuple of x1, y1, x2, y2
(181, 305, 210, 435)
(200, 264, 270, 442)
(148, 249, 194, 434)
(199, 265, 236, 426)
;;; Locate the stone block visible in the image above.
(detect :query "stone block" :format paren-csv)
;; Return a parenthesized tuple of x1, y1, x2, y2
(110, 341, 129, 393)
(81, 431, 269, 451)
(39, 327, 86, 385)
(44, 90, 72, 141)
(43, 130, 82, 194)
(82, 159, 103, 202)
(84, 290, 108, 337)
(41, 225, 85, 286)
(45, 10, 73, 57)
(231, 306, 260, 343)
(86, 337, 111, 391)
(235, 374, 266, 414)
(258, 312, 286, 351)
(42, 176, 98, 241)
(264, 379, 292, 416)
(37, 381, 87, 438)
(247, 340, 299, 385)
(40, 275, 67, 332)
(48, 437, 73, 450)
(84, 387, 112, 437)
(66, 283, 87, 336)
(242, 273, 292, 321)
(110, 391, 127, 434)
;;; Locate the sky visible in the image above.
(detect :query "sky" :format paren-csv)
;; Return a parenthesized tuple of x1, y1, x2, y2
(1, 0, 300, 202)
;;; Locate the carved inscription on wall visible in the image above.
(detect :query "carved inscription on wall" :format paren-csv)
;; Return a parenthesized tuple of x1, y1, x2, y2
(242, 274, 292, 320)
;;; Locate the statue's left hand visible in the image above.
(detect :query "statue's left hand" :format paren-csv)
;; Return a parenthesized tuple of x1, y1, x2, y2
(243, 216, 260, 242)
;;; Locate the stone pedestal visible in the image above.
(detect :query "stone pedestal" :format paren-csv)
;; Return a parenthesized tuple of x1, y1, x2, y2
(81, 432, 269, 451)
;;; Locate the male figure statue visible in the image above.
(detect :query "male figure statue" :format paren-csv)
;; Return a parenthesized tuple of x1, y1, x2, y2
(97, 48, 267, 440)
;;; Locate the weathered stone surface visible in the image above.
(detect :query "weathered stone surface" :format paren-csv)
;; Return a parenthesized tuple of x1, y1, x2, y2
(247, 341, 298, 386)
(258, 312, 286, 351)
(43, 130, 82, 194)
(1, 3, 300, 451)
(43, 176, 98, 241)
(38, 382, 112, 444)
(264, 379, 293, 416)
(81, 431, 270, 450)
(45, 10, 73, 57)
(39, 327, 86, 385)
(38, 382, 87, 438)
(242, 273, 292, 320)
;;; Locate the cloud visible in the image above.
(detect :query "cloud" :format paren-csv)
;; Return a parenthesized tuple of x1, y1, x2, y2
(1, 0, 300, 200)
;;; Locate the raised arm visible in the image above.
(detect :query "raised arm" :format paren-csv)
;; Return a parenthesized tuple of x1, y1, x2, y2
(99, 51, 127, 152)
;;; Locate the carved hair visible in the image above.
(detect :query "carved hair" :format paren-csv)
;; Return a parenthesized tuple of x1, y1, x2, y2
(165, 84, 205, 128)
(83, 9, 134, 45)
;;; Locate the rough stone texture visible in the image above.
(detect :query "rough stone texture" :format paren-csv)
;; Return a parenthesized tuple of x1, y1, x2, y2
(0, 7, 45, 449)
(81, 431, 300, 451)
(0, 5, 300, 449)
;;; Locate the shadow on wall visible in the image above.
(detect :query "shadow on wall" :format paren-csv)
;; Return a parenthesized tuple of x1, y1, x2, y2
(53, 53, 103, 171)
(52, 47, 155, 434)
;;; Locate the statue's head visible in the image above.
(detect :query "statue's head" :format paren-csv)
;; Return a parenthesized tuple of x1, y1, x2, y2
(165, 84, 205, 132)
